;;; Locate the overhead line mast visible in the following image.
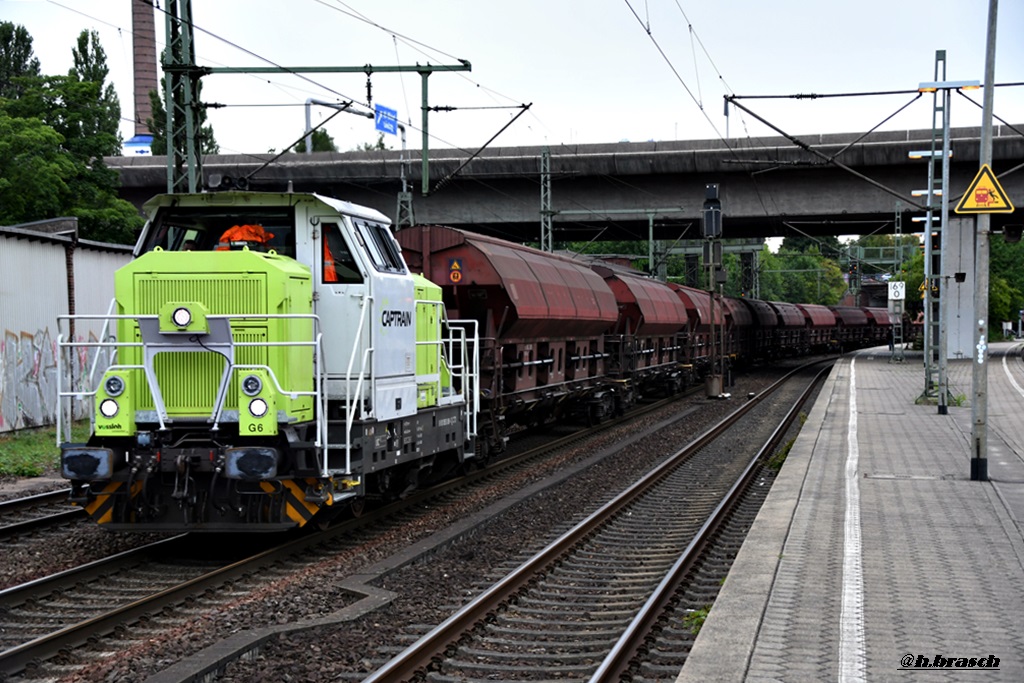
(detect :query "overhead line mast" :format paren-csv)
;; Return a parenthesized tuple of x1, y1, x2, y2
(162, 0, 470, 195)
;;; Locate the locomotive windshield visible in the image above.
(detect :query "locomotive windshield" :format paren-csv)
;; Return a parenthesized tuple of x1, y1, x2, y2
(140, 206, 296, 257)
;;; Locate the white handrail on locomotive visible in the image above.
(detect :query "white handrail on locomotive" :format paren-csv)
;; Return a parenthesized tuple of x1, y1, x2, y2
(445, 317, 480, 447)
(341, 291, 373, 477)
(57, 314, 145, 444)
(334, 296, 479, 475)
(56, 312, 325, 452)
(85, 298, 120, 405)
(414, 300, 480, 447)
(55, 298, 128, 443)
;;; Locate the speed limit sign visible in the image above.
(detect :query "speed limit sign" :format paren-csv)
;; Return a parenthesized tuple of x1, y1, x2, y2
(888, 281, 906, 301)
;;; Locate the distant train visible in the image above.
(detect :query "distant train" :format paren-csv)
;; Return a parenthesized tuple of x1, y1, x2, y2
(57, 191, 894, 532)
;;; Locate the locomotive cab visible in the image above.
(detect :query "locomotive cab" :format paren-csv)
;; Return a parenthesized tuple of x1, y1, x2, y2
(57, 191, 478, 531)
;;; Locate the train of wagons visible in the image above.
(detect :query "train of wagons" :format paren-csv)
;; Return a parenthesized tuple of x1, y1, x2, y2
(57, 191, 895, 532)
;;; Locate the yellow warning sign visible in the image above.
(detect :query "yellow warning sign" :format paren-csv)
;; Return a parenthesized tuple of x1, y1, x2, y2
(449, 258, 463, 284)
(955, 164, 1015, 214)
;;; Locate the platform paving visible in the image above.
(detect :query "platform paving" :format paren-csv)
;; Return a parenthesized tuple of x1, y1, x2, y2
(677, 342, 1024, 682)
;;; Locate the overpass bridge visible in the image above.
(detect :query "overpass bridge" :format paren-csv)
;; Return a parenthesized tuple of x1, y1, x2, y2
(110, 125, 1023, 244)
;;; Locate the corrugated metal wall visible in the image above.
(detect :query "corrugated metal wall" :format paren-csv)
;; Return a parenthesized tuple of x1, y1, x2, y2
(0, 232, 132, 433)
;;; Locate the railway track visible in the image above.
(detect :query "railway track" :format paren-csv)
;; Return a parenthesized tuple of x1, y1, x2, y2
(0, 489, 81, 539)
(362, 361, 830, 682)
(0, 377, 724, 681)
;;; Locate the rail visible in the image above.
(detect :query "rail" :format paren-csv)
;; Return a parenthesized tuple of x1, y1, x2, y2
(591, 362, 832, 680)
(362, 360, 832, 682)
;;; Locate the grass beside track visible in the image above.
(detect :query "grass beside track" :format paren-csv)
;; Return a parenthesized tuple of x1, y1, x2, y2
(0, 422, 88, 477)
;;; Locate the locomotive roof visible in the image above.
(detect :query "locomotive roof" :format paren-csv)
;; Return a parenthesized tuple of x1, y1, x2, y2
(141, 191, 390, 225)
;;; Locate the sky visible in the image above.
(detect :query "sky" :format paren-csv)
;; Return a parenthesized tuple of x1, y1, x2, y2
(2, 0, 1023, 158)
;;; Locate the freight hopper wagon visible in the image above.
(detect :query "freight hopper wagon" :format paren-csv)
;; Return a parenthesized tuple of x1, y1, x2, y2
(589, 262, 692, 400)
(396, 225, 623, 455)
(57, 192, 478, 531)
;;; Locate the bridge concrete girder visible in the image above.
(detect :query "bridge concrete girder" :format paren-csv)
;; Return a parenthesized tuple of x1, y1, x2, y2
(110, 125, 1024, 243)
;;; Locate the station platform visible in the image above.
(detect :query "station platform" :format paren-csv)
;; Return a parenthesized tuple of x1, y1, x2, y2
(678, 342, 1024, 682)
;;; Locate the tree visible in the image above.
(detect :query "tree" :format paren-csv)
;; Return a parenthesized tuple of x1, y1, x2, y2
(0, 21, 40, 100)
(294, 128, 337, 153)
(0, 111, 76, 223)
(754, 247, 786, 301)
(780, 233, 842, 259)
(765, 250, 846, 305)
(355, 133, 389, 152)
(990, 237, 1024, 331)
(0, 26, 142, 243)
(67, 30, 121, 157)
(901, 250, 925, 316)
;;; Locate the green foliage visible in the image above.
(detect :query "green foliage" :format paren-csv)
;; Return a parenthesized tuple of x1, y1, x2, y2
(0, 25, 142, 243)
(0, 421, 88, 476)
(851, 233, 896, 249)
(682, 605, 712, 635)
(66, 30, 122, 157)
(294, 128, 338, 153)
(354, 132, 390, 152)
(780, 234, 843, 259)
(0, 111, 76, 222)
(767, 438, 795, 470)
(0, 21, 40, 100)
(758, 249, 847, 304)
(752, 246, 784, 300)
(989, 276, 1021, 332)
(990, 238, 1024, 329)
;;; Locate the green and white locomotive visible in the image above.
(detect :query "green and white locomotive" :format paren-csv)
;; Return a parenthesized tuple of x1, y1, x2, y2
(58, 191, 478, 531)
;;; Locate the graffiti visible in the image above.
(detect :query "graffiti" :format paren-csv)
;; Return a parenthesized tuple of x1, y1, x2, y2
(0, 328, 101, 433)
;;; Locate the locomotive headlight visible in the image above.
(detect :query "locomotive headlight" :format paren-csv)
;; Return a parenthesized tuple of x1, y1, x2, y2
(171, 306, 192, 328)
(104, 375, 125, 397)
(99, 398, 119, 418)
(248, 398, 269, 418)
(241, 374, 263, 396)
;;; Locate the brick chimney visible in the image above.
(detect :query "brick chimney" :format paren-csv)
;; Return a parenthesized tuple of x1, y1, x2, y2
(132, 0, 157, 136)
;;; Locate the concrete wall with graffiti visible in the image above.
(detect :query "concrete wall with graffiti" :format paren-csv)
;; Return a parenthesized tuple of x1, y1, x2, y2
(0, 227, 132, 433)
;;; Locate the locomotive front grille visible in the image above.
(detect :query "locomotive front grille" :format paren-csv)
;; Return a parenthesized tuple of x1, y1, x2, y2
(136, 277, 266, 315)
(138, 330, 268, 414)
(129, 275, 270, 417)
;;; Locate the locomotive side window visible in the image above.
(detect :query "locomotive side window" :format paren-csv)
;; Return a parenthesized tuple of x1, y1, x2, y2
(355, 219, 405, 273)
(322, 223, 362, 284)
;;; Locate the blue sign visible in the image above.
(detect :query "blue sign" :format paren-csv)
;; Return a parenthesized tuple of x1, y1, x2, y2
(374, 105, 398, 135)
